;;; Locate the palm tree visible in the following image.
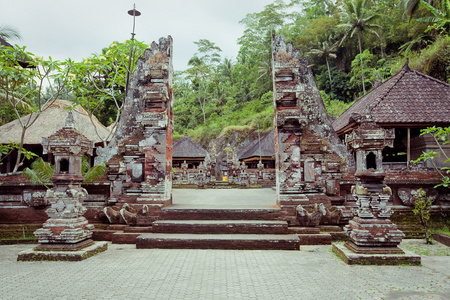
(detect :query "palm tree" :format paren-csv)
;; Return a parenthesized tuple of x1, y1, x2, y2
(308, 36, 338, 84)
(0, 25, 21, 43)
(338, 0, 381, 94)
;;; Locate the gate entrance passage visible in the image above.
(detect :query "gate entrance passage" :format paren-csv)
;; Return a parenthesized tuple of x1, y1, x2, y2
(171, 188, 277, 209)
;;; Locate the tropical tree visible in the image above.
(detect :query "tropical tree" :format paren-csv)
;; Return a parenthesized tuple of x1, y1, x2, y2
(185, 39, 222, 123)
(70, 40, 147, 146)
(308, 35, 338, 84)
(338, 0, 381, 94)
(0, 44, 74, 172)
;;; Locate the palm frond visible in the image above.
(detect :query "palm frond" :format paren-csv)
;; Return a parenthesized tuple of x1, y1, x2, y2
(0, 25, 21, 42)
(81, 155, 90, 174)
(22, 157, 53, 188)
(83, 162, 107, 183)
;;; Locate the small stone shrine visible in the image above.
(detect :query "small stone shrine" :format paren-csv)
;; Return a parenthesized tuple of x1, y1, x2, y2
(332, 112, 419, 265)
(18, 112, 107, 261)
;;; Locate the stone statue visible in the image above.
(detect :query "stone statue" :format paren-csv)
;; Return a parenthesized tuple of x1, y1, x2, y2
(296, 203, 326, 226)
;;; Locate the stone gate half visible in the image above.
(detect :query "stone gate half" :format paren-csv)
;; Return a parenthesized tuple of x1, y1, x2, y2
(96, 36, 173, 206)
(272, 35, 351, 207)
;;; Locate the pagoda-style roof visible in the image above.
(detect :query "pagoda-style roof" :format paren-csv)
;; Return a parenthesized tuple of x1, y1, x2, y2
(332, 61, 450, 135)
(173, 135, 206, 158)
(42, 111, 93, 156)
(239, 130, 275, 160)
(0, 99, 110, 144)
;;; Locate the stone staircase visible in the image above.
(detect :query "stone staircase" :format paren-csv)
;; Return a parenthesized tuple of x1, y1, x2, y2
(136, 206, 300, 250)
(92, 205, 347, 250)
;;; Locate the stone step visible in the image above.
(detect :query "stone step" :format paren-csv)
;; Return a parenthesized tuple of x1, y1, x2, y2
(136, 233, 300, 250)
(298, 234, 332, 245)
(112, 232, 141, 244)
(287, 227, 321, 234)
(152, 220, 288, 234)
(92, 229, 116, 241)
(161, 207, 283, 220)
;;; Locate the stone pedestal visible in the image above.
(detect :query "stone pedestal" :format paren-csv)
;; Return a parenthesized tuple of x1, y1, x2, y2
(344, 172, 404, 253)
(335, 171, 419, 265)
(34, 187, 94, 251)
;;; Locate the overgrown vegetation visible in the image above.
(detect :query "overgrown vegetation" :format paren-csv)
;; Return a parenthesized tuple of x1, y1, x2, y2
(414, 126, 450, 188)
(413, 188, 434, 244)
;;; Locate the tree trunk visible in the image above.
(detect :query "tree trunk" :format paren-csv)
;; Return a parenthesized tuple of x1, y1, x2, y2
(358, 33, 366, 95)
(326, 57, 332, 85)
(12, 127, 27, 173)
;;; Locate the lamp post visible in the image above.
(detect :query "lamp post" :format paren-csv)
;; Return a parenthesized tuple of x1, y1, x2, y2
(125, 4, 141, 97)
(257, 121, 262, 164)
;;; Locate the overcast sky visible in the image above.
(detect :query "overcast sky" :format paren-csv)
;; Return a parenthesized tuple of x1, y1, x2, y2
(1, 0, 276, 71)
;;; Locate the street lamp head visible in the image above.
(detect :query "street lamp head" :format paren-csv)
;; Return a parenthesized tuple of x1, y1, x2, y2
(128, 8, 141, 17)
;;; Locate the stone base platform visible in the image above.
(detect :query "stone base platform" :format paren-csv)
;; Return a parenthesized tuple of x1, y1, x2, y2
(332, 243, 420, 265)
(17, 241, 108, 262)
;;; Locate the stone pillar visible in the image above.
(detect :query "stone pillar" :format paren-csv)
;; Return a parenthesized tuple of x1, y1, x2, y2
(34, 112, 95, 251)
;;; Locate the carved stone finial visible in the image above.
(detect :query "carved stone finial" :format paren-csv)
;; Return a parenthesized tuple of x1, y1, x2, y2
(64, 111, 76, 129)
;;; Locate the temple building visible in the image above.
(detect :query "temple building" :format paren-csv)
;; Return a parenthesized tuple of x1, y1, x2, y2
(333, 61, 450, 170)
(333, 61, 450, 207)
(238, 130, 275, 169)
(172, 135, 206, 169)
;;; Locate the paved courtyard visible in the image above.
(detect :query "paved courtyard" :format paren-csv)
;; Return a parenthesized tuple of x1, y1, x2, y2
(1, 241, 449, 299)
(172, 188, 277, 208)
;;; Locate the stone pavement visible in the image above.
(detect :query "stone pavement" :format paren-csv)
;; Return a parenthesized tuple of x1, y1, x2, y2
(1, 241, 449, 300)
(172, 188, 277, 208)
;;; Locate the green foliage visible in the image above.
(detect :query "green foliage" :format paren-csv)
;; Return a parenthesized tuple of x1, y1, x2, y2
(0, 141, 37, 169)
(22, 157, 54, 189)
(0, 43, 74, 172)
(0, 25, 21, 42)
(417, 0, 450, 34)
(83, 161, 107, 184)
(70, 40, 147, 133)
(320, 91, 354, 117)
(398, 35, 450, 83)
(412, 188, 434, 244)
(317, 67, 357, 102)
(414, 126, 450, 188)
(22, 156, 107, 187)
(350, 50, 390, 95)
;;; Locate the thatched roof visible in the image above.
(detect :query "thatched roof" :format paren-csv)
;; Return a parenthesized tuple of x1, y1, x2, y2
(0, 99, 109, 144)
(239, 130, 275, 160)
(173, 135, 206, 158)
(332, 61, 450, 135)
